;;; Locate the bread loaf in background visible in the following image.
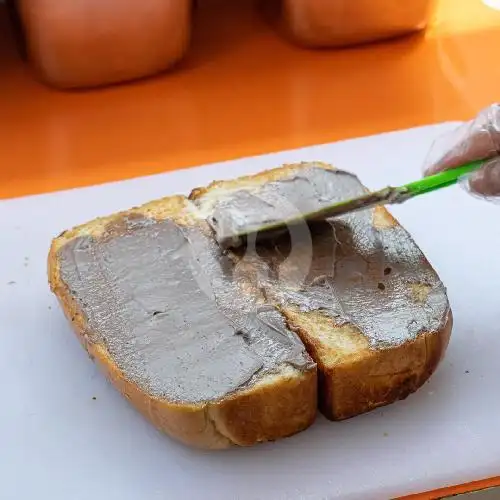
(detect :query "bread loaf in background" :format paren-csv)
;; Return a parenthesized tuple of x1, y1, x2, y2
(48, 162, 452, 449)
(281, 0, 437, 48)
(11, 0, 435, 89)
(17, 0, 191, 89)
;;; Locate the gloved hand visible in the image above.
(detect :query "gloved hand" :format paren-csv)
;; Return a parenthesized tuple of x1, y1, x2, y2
(423, 103, 500, 198)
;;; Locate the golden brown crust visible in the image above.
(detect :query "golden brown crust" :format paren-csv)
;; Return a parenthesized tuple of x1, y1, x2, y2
(188, 161, 335, 202)
(48, 194, 317, 450)
(285, 309, 452, 420)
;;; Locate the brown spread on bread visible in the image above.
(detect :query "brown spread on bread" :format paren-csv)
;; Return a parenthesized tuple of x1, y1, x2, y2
(57, 215, 313, 403)
(48, 162, 452, 448)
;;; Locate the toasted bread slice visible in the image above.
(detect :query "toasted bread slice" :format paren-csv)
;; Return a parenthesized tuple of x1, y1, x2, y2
(48, 195, 317, 449)
(49, 162, 451, 448)
(189, 162, 452, 420)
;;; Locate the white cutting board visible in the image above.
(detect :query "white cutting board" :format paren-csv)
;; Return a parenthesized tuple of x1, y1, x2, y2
(2, 123, 500, 500)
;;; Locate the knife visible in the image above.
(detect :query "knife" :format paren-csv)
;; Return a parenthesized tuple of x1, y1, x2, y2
(232, 160, 484, 243)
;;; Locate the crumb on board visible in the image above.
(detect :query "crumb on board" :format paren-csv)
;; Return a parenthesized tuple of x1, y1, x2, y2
(92, 396, 97, 401)
(465, 370, 470, 374)
(7, 281, 15, 285)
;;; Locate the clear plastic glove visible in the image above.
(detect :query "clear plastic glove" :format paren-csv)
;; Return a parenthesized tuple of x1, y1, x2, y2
(423, 103, 500, 198)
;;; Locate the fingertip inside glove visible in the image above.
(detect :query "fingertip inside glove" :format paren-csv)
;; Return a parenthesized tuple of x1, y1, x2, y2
(463, 159, 500, 199)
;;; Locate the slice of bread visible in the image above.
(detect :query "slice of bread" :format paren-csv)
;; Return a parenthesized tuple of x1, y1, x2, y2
(189, 162, 452, 420)
(48, 196, 317, 449)
(48, 162, 451, 448)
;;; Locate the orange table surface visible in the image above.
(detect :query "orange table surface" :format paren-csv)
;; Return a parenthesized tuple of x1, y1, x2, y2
(2, 0, 500, 201)
(1, 1, 500, 497)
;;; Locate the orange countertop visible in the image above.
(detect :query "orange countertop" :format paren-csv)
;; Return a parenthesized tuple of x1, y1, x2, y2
(1, 0, 500, 200)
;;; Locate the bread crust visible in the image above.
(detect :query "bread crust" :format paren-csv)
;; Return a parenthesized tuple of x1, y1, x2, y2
(285, 309, 452, 420)
(48, 195, 317, 449)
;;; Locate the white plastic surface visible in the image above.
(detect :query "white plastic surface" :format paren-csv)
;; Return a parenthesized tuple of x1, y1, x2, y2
(2, 123, 500, 500)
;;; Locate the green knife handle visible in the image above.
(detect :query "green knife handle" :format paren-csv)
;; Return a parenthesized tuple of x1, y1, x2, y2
(402, 160, 484, 196)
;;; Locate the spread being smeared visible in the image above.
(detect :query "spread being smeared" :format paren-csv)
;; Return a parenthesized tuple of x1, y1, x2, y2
(57, 216, 313, 404)
(197, 166, 364, 248)
(197, 165, 450, 349)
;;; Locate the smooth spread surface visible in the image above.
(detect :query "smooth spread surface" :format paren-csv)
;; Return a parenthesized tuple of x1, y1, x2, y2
(200, 167, 363, 247)
(57, 216, 312, 403)
(200, 166, 450, 348)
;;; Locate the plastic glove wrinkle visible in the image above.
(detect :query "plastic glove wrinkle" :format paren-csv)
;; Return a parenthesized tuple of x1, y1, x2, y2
(423, 103, 500, 198)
